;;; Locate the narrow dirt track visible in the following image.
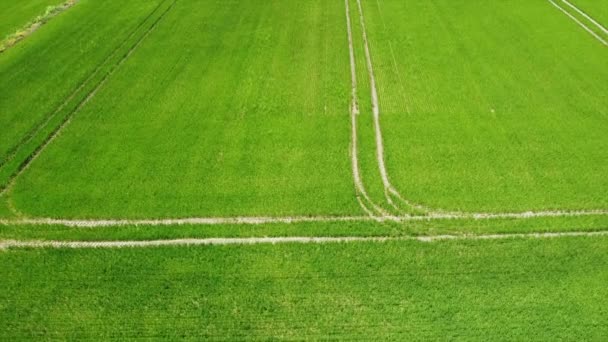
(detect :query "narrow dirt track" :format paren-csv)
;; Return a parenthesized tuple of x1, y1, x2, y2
(548, 0, 608, 46)
(0, 208, 607, 227)
(561, 0, 608, 35)
(2, 230, 608, 249)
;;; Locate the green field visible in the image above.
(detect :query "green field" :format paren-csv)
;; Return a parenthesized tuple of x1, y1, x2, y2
(358, 0, 608, 213)
(1, 0, 607, 338)
(2, 237, 608, 339)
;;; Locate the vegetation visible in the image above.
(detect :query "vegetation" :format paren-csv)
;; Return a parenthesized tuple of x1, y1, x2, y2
(2, 237, 608, 339)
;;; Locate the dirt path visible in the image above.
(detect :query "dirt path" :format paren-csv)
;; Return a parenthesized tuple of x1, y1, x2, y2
(2, 230, 607, 249)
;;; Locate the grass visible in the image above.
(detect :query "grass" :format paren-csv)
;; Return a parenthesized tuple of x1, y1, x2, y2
(359, 0, 608, 213)
(8, 0, 361, 219)
(571, 0, 608, 26)
(0, 0, 64, 40)
(2, 236, 608, 339)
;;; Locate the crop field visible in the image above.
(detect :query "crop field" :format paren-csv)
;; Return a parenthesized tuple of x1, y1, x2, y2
(1, 0, 607, 338)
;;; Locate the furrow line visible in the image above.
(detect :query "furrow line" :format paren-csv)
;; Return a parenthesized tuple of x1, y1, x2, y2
(2, 230, 608, 249)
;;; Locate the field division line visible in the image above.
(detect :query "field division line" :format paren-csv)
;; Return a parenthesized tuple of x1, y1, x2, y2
(548, 0, 608, 46)
(561, 0, 608, 35)
(0, 0, 178, 197)
(354, 0, 429, 214)
(2, 230, 608, 249)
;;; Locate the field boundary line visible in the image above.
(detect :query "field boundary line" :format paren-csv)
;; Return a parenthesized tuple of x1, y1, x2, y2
(0, 0, 78, 53)
(0, 0, 178, 198)
(548, 0, 608, 46)
(353, 0, 607, 217)
(0, 0, 171, 170)
(2, 230, 608, 249)
(561, 0, 608, 35)
(0, 209, 607, 227)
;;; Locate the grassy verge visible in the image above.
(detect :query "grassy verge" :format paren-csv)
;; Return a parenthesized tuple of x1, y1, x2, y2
(2, 236, 607, 339)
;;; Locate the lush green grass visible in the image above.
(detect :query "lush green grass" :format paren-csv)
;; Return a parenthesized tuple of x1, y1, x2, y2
(9, 0, 361, 219)
(0, 0, 63, 39)
(571, 0, 608, 26)
(359, 0, 608, 212)
(2, 237, 607, 339)
(0, 0, 165, 176)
